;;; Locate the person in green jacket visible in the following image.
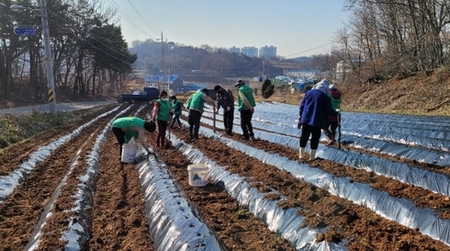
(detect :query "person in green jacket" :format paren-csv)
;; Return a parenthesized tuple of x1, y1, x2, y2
(111, 116, 155, 158)
(186, 88, 214, 139)
(170, 95, 183, 129)
(235, 80, 256, 140)
(152, 90, 172, 148)
(324, 84, 342, 145)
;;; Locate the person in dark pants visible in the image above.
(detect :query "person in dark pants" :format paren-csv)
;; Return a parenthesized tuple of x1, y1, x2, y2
(214, 85, 235, 135)
(170, 95, 183, 128)
(324, 84, 342, 145)
(298, 79, 339, 160)
(152, 90, 171, 148)
(186, 88, 214, 139)
(235, 80, 256, 140)
(111, 116, 155, 158)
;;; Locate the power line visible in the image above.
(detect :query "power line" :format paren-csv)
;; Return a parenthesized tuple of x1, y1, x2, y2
(46, 15, 136, 65)
(126, 0, 160, 36)
(105, 0, 157, 40)
(45, 6, 144, 64)
(284, 43, 333, 58)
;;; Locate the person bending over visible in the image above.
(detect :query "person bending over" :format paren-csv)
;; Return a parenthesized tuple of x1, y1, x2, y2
(111, 116, 155, 158)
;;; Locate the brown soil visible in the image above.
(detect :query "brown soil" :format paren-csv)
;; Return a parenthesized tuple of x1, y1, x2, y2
(1, 72, 450, 250)
(0, 102, 449, 250)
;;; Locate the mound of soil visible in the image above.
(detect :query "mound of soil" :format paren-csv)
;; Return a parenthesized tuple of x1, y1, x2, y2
(0, 103, 449, 250)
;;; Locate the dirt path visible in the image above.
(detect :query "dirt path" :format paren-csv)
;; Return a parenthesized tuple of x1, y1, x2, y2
(0, 108, 117, 250)
(0, 104, 449, 250)
(89, 107, 154, 251)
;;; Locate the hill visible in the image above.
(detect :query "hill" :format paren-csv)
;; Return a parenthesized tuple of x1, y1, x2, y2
(257, 68, 450, 117)
(339, 67, 450, 116)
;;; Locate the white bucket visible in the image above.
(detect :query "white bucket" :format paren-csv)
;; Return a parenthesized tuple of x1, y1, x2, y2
(188, 164, 209, 187)
(121, 143, 138, 163)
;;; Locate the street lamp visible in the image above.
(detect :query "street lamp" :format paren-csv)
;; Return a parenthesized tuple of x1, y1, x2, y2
(11, 0, 57, 114)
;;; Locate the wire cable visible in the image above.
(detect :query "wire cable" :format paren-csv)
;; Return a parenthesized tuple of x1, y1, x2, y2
(125, 0, 160, 36)
(283, 43, 332, 58)
(46, 15, 137, 65)
(105, 0, 157, 40)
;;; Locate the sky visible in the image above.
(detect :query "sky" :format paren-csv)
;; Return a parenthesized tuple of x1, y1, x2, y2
(103, 0, 350, 59)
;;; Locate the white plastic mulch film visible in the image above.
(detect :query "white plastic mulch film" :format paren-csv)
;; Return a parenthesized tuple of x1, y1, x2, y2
(181, 101, 450, 248)
(137, 151, 224, 251)
(0, 105, 123, 204)
(169, 132, 347, 251)
(25, 104, 136, 250)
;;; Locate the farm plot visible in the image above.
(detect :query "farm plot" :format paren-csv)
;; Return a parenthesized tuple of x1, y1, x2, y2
(0, 102, 449, 250)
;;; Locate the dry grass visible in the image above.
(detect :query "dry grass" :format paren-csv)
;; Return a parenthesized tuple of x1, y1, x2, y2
(339, 67, 450, 116)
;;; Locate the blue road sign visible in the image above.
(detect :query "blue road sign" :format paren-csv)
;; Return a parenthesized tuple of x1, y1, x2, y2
(13, 26, 37, 36)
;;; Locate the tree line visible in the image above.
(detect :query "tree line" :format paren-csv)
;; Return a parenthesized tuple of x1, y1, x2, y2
(4, 0, 439, 105)
(335, 0, 450, 83)
(0, 0, 136, 103)
(129, 40, 289, 83)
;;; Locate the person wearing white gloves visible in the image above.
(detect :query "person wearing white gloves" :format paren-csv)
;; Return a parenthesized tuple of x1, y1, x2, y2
(214, 85, 235, 135)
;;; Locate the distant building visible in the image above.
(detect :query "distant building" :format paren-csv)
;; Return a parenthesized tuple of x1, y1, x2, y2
(126, 78, 145, 89)
(259, 46, 277, 58)
(131, 69, 146, 78)
(335, 60, 359, 82)
(145, 74, 184, 90)
(241, 46, 258, 57)
(172, 83, 208, 95)
(229, 46, 241, 54)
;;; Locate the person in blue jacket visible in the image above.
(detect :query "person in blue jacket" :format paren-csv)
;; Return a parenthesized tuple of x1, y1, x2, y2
(298, 79, 339, 160)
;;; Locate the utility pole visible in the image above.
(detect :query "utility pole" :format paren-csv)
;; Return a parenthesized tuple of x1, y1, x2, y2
(10, 1, 56, 114)
(263, 60, 266, 79)
(40, 0, 56, 114)
(161, 31, 164, 91)
(167, 64, 171, 95)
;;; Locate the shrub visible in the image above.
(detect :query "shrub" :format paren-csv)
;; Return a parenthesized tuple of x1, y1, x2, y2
(263, 84, 275, 98)
(261, 79, 272, 94)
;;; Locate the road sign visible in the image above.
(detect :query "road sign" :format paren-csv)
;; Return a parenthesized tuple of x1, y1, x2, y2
(13, 26, 37, 36)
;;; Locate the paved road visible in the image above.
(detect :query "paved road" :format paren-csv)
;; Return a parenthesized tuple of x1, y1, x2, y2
(0, 101, 116, 115)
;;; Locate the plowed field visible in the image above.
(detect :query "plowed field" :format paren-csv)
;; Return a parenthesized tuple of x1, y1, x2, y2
(1, 102, 449, 251)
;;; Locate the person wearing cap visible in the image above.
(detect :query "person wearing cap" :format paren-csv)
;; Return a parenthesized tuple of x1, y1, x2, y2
(170, 95, 183, 129)
(186, 88, 214, 139)
(298, 79, 339, 160)
(324, 84, 342, 145)
(111, 116, 156, 158)
(214, 85, 235, 135)
(235, 80, 256, 140)
(152, 90, 172, 148)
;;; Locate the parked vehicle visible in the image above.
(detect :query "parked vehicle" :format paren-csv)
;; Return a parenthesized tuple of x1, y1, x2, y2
(119, 87, 160, 103)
